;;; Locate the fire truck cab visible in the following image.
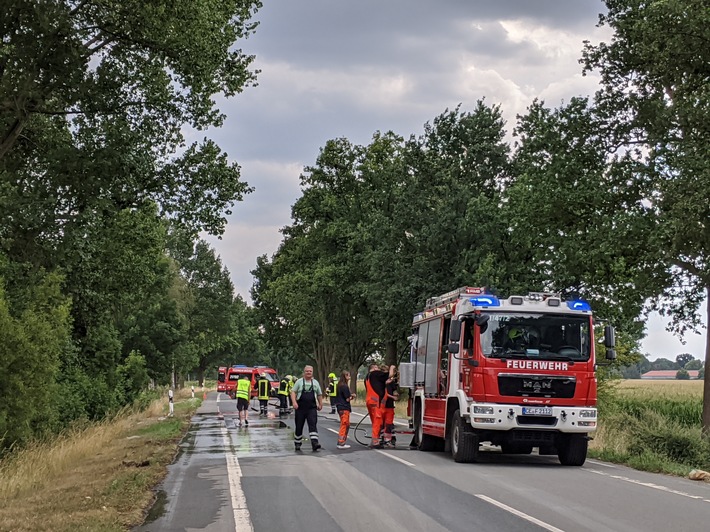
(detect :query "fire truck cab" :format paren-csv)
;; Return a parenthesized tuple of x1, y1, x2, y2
(224, 365, 280, 399)
(217, 366, 227, 393)
(400, 287, 616, 466)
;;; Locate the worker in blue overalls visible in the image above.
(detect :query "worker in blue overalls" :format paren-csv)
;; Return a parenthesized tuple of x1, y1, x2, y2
(290, 365, 323, 452)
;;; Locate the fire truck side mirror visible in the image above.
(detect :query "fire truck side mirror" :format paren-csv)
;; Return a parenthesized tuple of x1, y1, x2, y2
(603, 325, 615, 348)
(448, 343, 460, 354)
(603, 325, 616, 361)
(449, 319, 462, 342)
(475, 315, 490, 327)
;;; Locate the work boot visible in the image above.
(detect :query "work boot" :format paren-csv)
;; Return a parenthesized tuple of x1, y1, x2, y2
(244, 420, 249, 427)
(330, 407, 336, 414)
(312, 442, 322, 452)
(369, 442, 383, 449)
(294, 443, 302, 451)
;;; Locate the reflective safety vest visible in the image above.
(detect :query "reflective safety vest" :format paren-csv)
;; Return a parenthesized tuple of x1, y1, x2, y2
(258, 378, 270, 400)
(236, 378, 250, 400)
(278, 379, 289, 396)
(328, 374, 337, 396)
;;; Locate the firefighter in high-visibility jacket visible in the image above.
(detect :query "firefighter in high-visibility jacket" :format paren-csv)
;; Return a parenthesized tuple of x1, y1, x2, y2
(278, 375, 291, 417)
(363, 363, 393, 448)
(326, 372, 338, 414)
(257, 374, 270, 416)
(236, 374, 251, 427)
(287, 375, 295, 413)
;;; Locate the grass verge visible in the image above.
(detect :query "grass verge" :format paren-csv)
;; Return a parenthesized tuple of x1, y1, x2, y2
(0, 387, 202, 532)
(589, 379, 710, 478)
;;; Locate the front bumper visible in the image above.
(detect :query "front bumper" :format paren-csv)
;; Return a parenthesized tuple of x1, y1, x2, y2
(467, 403, 596, 433)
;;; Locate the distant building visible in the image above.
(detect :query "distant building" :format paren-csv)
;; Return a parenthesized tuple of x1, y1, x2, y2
(640, 370, 700, 380)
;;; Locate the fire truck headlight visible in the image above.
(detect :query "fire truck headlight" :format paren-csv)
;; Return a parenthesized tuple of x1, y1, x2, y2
(473, 406, 494, 415)
(578, 421, 597, 427)
(578, 409, 597, 418)
(473, 417, 496, 424)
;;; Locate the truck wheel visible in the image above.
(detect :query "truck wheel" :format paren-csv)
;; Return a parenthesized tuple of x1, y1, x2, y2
(451, 410, 479, 463)
(414, 401, 440, 452)
(501, 443, 533, 455)
(557, 434, 588, 466)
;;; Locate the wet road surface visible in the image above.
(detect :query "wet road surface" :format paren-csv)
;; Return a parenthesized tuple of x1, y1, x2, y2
(136, 393, 710, 532)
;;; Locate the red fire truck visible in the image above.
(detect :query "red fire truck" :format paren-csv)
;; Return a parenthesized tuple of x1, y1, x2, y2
(400, 287, 616, 466)
(217, 366, 227, 393)
(224, 365, 280, 399)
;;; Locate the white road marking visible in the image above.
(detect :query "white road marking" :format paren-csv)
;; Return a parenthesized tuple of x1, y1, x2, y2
(585, 469, 710, 503)
(222, 426, 254, 531)
(587, 459, 617, 468)
(375, 450, 416, 467)
(327, 427, 416, 466)
(475, 494, 565, 532)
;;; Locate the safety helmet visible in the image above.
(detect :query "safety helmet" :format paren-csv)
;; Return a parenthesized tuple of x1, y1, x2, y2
(508, 327, 524, 340)
(284, 375, 291, 381)
(328, 372, 337, 379)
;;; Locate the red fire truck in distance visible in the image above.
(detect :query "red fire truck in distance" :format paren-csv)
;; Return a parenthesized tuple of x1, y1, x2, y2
(400, 287, 616, 466)
(217, 367, 227, 393)
(223, 365, 280, 399)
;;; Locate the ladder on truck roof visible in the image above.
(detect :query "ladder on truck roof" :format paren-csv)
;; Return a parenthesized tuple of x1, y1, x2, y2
(424, 286, 485, 310)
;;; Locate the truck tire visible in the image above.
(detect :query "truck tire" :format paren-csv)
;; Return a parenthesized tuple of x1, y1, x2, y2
(557, 434, 588, 466)
(451, 410, 479, 463)
(414, 401, 440, 452)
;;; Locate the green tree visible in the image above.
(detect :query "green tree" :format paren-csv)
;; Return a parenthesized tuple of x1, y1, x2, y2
(510, 98, 651, 336)
(116, 351, 151, 403)
(177, 240, 236, 385)
(651, 358, 679, 371)
(685, 359, 703, 371)
(582, 0, 710, 431)
(0, 272, 71, 449)
(676, 353, 695, 369)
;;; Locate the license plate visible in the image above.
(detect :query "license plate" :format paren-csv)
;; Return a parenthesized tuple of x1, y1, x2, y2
(522, 406, 553, 416)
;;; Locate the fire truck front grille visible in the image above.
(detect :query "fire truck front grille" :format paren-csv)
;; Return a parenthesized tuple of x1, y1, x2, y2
(498, 374, 576, 399)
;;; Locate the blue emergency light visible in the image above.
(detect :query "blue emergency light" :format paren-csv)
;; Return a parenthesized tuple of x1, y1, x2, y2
(566, 300, 592, 311)
(469, 296, 500, 307)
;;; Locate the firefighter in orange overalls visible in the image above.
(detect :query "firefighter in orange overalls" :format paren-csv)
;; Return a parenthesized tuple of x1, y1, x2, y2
(364, 363, 393, 448)
(382, 366, 399, 447)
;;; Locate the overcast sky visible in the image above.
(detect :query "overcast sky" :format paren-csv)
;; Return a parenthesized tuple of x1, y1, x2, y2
(203, 0, 706, 362)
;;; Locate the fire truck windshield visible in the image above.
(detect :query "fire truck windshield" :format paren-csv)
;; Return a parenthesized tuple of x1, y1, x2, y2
(480, 313, 591, 361)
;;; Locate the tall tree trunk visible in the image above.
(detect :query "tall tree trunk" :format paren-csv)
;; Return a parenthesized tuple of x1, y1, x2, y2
(702, 285, 710, 436)
(385, 340, 398, 366)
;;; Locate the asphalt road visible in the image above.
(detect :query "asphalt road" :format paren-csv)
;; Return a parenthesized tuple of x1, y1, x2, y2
(135, 392, 710, 532)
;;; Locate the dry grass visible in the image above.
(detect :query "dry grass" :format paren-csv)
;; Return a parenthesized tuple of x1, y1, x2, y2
(0, 388, 200, 532)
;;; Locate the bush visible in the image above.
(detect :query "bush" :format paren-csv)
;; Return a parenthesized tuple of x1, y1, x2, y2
(626, 412, 710, 469)
(676, 368, 690, 380)
(597, 389, 710, 473)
